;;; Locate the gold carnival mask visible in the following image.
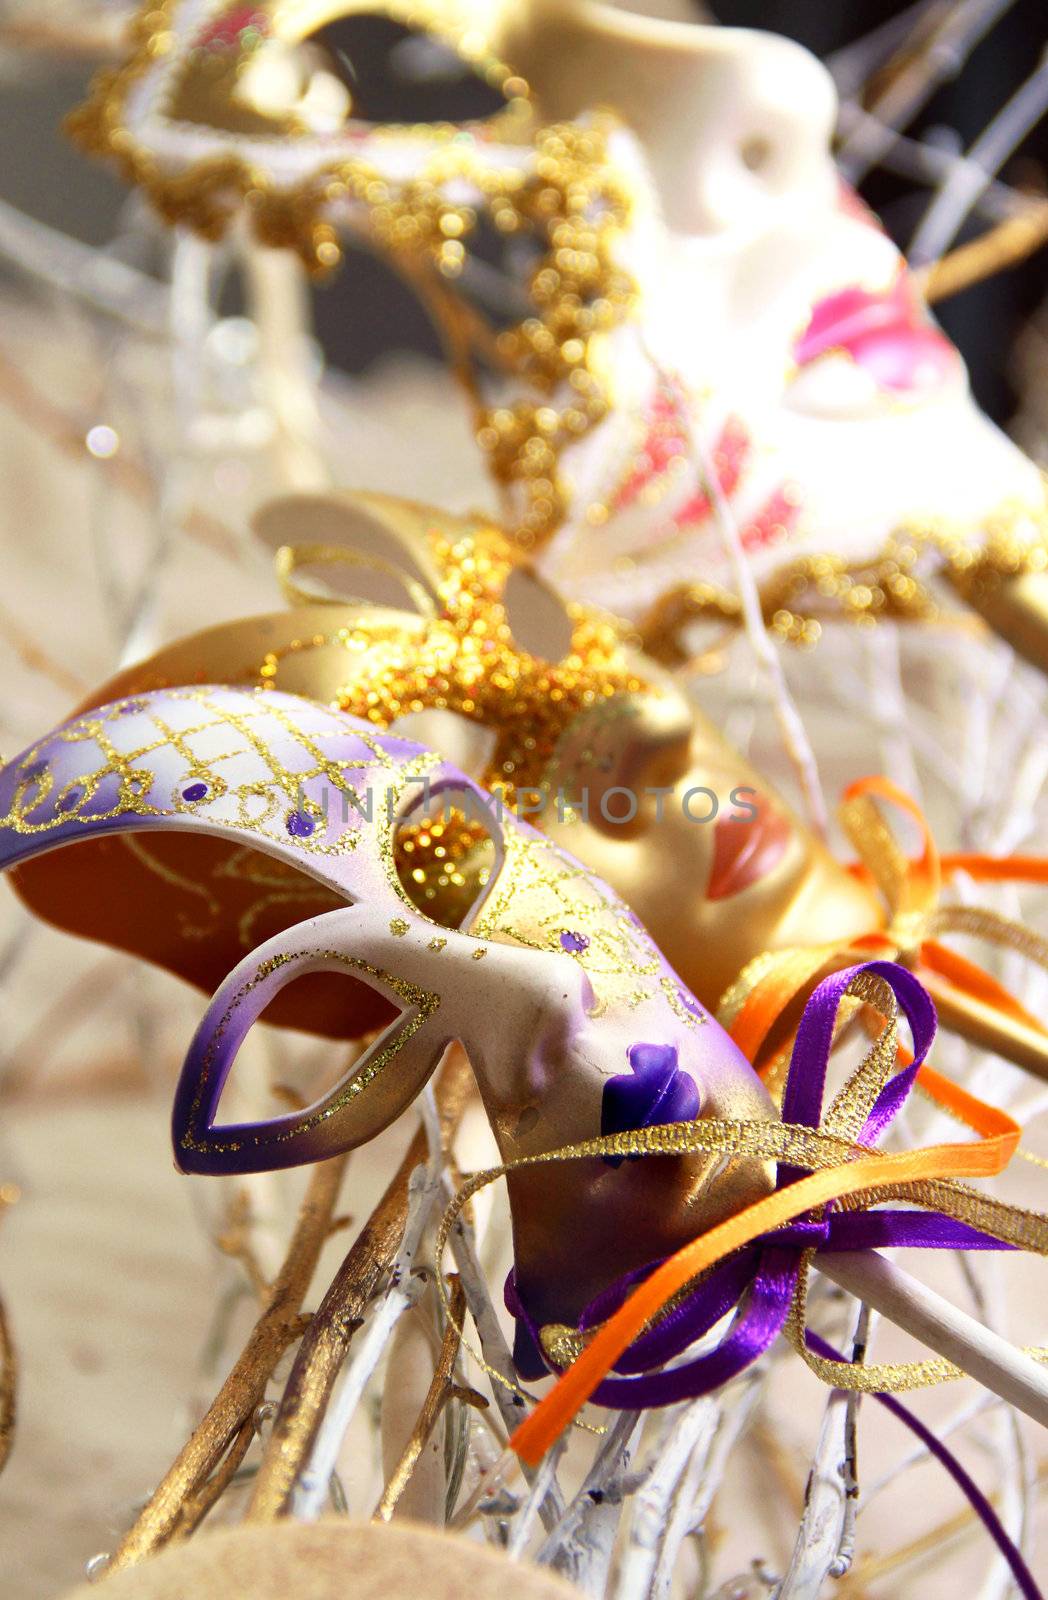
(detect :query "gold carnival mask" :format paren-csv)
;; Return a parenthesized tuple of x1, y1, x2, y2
(29, 492, 880, 1015)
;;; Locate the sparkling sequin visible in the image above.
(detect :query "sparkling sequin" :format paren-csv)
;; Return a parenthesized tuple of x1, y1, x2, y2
(270, 520, 652, 807)
(67, 2, 635, 551)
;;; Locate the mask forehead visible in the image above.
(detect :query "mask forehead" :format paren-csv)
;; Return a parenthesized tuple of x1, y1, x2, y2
(0, 686, 491, 1035)
(0, 686, 449, 895)
(470, 819, 703, 1030)
(0, 682, 708, 1036)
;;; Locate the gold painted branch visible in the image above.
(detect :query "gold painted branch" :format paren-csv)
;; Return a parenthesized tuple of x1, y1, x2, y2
(948, 567, 1048, 677)
(104, 1150, 350, 1573)
(919, 970, 1048, 1084)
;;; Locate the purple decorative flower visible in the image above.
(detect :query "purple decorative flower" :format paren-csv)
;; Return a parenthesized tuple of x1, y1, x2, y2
(600, 1042, 701, 1167)
(285, 809, 316, 839)
(559, 929, 590, 954)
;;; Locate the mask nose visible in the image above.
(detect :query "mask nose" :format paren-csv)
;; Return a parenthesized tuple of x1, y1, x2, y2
(502, 4, 837, 237)
(649, 27, 838, 237)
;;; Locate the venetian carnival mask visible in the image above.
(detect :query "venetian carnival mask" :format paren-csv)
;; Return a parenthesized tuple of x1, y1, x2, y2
(0, 685, 774, 1323)
(16, 493, 879, 1014)
(68, 0, 1048, 649)
(494, 2, 1048, 642)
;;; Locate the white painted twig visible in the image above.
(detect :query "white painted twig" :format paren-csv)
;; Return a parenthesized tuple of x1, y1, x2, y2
(536, 1410, 643, 1592)
(835, 105, 1025, 221)
(817, 1251, 1048, 1431)
(828, 0, 946, 97)
(837, 0, 1021, 183)
(506, 1436, 567, 1559)
(291, 1161, 439, 1519)
(613, 1401, 718, 1600)
(442, 1180, 567, 1532)
(778, 1301, 871, 1600)
(684, 1372, 765, 1536)
(649, 1372, 766, 1600)
(910, 50, 1048, 264)
(862, 624, 923, 806)
(676, 376, 828, 836)
(0, 194, 169, 337)
(864, 1389, 999, 1503)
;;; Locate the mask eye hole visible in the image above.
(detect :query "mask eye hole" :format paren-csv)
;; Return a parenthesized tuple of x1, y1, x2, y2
(300, 13, 510, 125)
(220, 971, 401, 1124)
(393, 782, 501, 931)
(502, 567, 574, 660)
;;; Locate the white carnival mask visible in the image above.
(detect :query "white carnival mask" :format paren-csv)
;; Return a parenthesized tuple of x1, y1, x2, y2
(67, 0, 1047, 640)
(493, 2, 1048, 634)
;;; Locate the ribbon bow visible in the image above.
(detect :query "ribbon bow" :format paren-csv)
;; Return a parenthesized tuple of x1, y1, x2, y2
(723, 774, 1048, 1084)
(435, 964, 1048, 1593)
(434, 956, 1048, 1462)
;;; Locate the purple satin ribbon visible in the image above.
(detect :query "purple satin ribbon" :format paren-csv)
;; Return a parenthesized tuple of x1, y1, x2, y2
(509, 960, 990, 1405)
(806, 1330, 1043, 1600)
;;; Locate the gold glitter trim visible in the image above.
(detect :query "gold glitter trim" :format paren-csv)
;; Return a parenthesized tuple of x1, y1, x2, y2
(180, 944, 440, 1155)
(436, 972, 1048, 1405)
(67, 0, 636, 547)
(267, 519, 654, 806)
(639, 496, 1048, 656)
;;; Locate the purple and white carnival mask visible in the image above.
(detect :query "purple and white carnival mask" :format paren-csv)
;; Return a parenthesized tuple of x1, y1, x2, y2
(0, 686, 773, 1322)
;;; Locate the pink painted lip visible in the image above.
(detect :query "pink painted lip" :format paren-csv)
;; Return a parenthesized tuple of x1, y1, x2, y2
(707, 794, 791, 902)
(794, 274, 958, 394)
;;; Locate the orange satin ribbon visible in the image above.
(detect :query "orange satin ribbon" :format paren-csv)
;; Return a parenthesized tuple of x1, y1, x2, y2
(511, 1116, 1019, 1466)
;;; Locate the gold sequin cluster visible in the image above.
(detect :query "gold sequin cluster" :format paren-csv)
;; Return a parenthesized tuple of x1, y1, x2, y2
(471, 122, 636, 548)
(66, 0, 636, 548)
(639, 495, 1048, 658)
(263, 520, 652, 805)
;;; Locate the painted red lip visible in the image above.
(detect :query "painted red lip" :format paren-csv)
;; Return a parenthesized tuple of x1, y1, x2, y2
(707, 794, 791, 902)
(794, 274, 957, 394)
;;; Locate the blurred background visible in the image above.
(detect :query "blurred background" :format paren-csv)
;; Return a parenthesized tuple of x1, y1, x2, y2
(1, 0, 1045, 428)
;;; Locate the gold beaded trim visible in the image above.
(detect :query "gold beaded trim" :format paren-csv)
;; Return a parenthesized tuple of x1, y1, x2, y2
(263, 518, 653, 806)
(66, 0, 637, 549)
(638, 496, 1048, 660)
